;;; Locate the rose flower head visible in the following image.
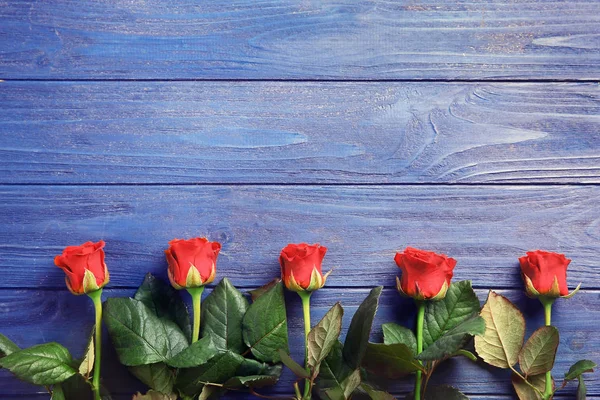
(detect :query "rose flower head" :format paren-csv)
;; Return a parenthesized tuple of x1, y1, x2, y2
(519, 250, 580, 299)
(280, 243, 331, 292)
(394, 247, 456, 301)
(165, 237, 221, 290)
(54, 240, 110, 295)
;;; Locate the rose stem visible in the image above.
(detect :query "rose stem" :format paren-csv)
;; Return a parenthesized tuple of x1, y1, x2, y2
(414, 301, 426, 400)
(298, 291, 313, 400)
(87, 289, 103, 400)
(542, 297, 555, 399)
(187, 287, 205, 343)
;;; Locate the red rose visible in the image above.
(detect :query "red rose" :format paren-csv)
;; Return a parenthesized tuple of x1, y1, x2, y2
(165, 237, 221, 289)
(519, 250, 580, 298)
(54, 240, 110, 295)
(394, 247, 456, 301)
(279, 243, 330, 292)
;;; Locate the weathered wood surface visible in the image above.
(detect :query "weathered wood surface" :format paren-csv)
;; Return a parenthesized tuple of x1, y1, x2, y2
(1, 0, 600, 80)
(5, 397, 597, 400)
(0, 185, 597, 290)
(1, 81, 599, 184)
(0, 288, 597, 397)
(1, 0, 599, 398)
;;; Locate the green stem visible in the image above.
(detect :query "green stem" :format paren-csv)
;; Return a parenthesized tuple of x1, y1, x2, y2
(187, 286, 205, 343)
(294, 382, 303, 400)
(541, 297, 555, 399)
(298, 291, 312, 400)
(87, 289, 103, 400)
(414, 301, 425, 400)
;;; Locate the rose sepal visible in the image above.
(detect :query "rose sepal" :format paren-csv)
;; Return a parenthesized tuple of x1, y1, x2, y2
(283, 270, 305, 292)
(396, 277, 449, 301)
(65, 265, 110, 296)
(561, 282, 582, 299)
(523, 274, 581, 299)
(168, 262, 216, 290)
(285, 268, 331, 293)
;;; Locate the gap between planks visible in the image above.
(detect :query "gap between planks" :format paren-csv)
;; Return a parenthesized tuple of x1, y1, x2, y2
(2, 287, 599, 292)
(1, 182, 600, 187)
(2, 78, 600, 83)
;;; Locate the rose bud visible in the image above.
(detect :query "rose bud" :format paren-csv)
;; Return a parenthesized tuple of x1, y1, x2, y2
(165, 237, 221, 290)
(54, 240, 110, 295)
(279, 243, 331, 292)
(519, 250, 581, 299)
(394, 247, 456, 301)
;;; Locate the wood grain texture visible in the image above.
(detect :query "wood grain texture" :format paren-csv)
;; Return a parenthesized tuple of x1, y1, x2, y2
(4, 397, 598, 400)
(1, 81, 599, 184)
(1, 0, 600, 80)
(9, 397, 596, 400)
(0, 185, 598, 290)
(0, 288, 597, 396)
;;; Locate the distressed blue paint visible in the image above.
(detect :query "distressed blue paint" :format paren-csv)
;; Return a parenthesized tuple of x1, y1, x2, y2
(0, 288, 597, 397)
(1, 0, 599, 398)
(0, 1, 599, 79)
(0, 185, 598, 290)
(0, 82, 599, 184)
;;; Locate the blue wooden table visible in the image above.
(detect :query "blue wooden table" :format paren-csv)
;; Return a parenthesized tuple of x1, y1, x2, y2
(1, 1, 599, 398)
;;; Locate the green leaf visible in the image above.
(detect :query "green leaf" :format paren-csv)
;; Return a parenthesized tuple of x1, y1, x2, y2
(424, 385, 469, 400)
(224, 374, 280, 389)
(454, 349, 478, 362)
(0, 342, 77, 385)
(518, 326, 559, 377)
(175, 350, 245, 396)
(198, 385, 222, 400)
(248, 279, 280, 302)
(511, 373, 545, 400)
(423, 280, 481, 349)
(324, 369, 361, 400)
(129, 363, 175, 395)
(577, 375, 587, 400)
(278, 349, 309, 379)
(104, 297, 189, 366)
(201, 278, 249, 354)
(78, 326, 95, 379)
(382, 323, 417, 355)
(316, 340, 352, 393)
(361, 383, 396, 400)
(308, 302, 344, 370)
(51, 384, 66, 400)
(343, 286, 383, 369)
(474, 291, 525, 369)
(166, 336, 219, 368)
(362, 343, 423, 379)
(134, 273, 193, 344)
(242, 281, 288, 363)
(418, 315, 485, 361)
(564, 359, 597, 380)
(236, 358, 281, 377)
(0, 333, 20, 358)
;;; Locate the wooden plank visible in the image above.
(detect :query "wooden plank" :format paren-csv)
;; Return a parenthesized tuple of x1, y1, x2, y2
(0, 185, 598, 290)
(1, 0, 599, 80)
(4, 396, 597, 400)
(1, 81, 599, 184)
(0, 288, 597, 396)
